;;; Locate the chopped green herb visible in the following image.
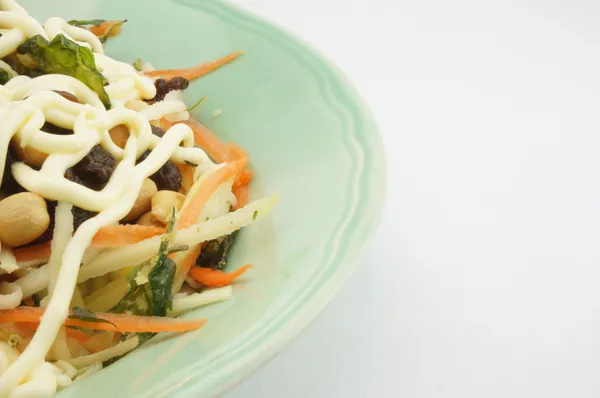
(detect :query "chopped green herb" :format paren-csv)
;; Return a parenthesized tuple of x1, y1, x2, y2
(186, 96, 207, 112)
(31, 294, 41, 307)
(184, 160, 198, 167)
(68, 19, 106, 26)
(168, 245, 190, 254)
(133, 58, 142, 71)
(17, 34, 111, 108)
(252, 210, 258, 220)
(113, 208, 178, 317)
(68, 19, 127, 43)
(0, 69, 10, 85)
(68, 307, 118, 329)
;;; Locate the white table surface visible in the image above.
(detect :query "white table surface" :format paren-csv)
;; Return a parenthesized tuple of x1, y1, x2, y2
(226, 0, 600, 397)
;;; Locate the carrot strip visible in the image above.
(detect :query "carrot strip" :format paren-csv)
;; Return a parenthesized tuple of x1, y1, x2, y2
(232, 185, 250, 210)
(0, 307, 207, 333)
(160, 117, 173, 131)
(19, 321, 89, 342)
(182, 118, 232, 163)
(176, 244, 203, 284)
(233, 169, 253, 188)
(228, 143, 253, 187)
(189, 264, 252, 287)
(14, 225, 166, 263)
(228, 143, 248, 160)
(177, 164, 195, 194)
(145, 51, 243, 80)
(177, 157, 248, 230)
(13, 242, 52, 263)
(91, 225, 166, 248)
(88, 20, 126, 39)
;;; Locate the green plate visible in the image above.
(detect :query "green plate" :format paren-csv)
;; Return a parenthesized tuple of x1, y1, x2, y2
(18, 0, 385, 396)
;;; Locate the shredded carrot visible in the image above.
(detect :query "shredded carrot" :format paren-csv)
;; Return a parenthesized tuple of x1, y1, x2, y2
(0, 307, 207, 333)
(182, 118, 232, 163)
(145, 51, 243, 80)
(89, 20, 126, 40)
(177, 164, 195, 194)
(160, 117, 173, 131)
(232, 185, 250, 210)
(228, 143, 248, 160)
(14, 225, 166, 263)
(19, 321, 89, 342)
(189, 264, 252, 287)
(175, 244, 203, 285)
(233, 169, 253, 188)
(177, 157, 248, 230)
(13, 242, 52, 263)
(91, 225, 166, 248)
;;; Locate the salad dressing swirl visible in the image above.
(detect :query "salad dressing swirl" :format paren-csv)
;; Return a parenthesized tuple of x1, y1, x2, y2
(0, 1, 217, 396)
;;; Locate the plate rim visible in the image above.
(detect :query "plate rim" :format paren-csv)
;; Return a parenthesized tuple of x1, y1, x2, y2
(160, 1, 387, 397)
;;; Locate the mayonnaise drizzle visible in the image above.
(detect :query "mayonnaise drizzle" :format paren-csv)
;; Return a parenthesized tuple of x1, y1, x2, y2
(0, 1, 219, 396)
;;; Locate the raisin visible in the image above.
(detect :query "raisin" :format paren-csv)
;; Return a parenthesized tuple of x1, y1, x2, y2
(1, 150, 25, 196)
(72, 145, 116, 189)
(151, 125, 165, 137)
(153, 77, 189, 102)
(137, 151, 182, 192)
(41, 122, 72, 135)
(23, 200, 97, 247)
(195, 232, 237, 270)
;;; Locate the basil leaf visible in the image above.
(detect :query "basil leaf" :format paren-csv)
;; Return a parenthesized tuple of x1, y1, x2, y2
(17, 34, 111, 108)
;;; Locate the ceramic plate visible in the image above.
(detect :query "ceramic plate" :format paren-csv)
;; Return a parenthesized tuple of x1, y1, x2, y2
(18, 0, 385, 396)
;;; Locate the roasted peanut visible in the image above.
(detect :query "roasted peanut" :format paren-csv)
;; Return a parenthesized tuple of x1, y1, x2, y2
(151, 190, 185, 224)
(0, 192, 50, 247)
(123, 178, 157, 222)
(109, 124, 130, 149)
(11, 138, 48, 168)
(136, 211, 165, 228)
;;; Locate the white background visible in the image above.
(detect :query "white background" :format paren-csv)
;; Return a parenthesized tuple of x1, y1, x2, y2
(226, 0, 600, 397)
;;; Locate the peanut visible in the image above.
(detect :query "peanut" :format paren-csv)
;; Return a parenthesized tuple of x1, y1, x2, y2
(123, 178, 157, 222)
(0, 192, 50, 247)
(109, 124, 130, 149)
(151, 190, 185, 224)
(11, 138, 48, 168)
(136, 211, 165, 228)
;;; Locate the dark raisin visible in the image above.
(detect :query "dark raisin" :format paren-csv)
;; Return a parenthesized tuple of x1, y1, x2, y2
(137, 151, 182, 192)
(72, 145, 116, 189)
(195, 232, 237, 270)
(153, 77, 189, 102)
(41, 122, 72, 135)
(1, 150, 25, 195)
(72, 206, 97, 231)
(151, 125, 165, 137)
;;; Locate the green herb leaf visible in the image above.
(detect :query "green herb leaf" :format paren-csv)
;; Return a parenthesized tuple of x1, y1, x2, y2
(0, 69, 10, 85)
(31, 294, 41, 307)
(17, 34, 111, 108)
(186, 96, 207, 112)
(68, 20, 127, 43)
(68, 19, 106, 27)
(252, 210, 258, 220)
(133, 58, 142, 71)
(144, 255, 176, 316)
(68, 307, 118, 329)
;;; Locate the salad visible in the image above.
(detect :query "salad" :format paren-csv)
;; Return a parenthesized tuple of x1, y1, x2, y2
(0, 1, 277, 397)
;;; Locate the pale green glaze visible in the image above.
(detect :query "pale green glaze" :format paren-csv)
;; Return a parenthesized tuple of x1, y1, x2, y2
(17, 0, 385, 396)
